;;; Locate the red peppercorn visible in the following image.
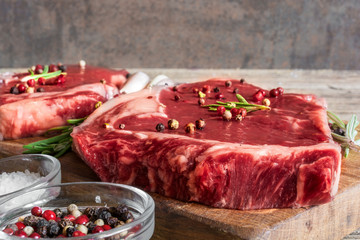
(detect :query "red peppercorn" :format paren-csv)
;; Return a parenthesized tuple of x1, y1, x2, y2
(202, 85, 211, 93)
(49, 64, 59, 72)
(42, 210, 56, 221)
(215, 93, 224, 100)
(38, 77, 46, 85)
(56, 75, 66, 84)
(238, 108, 247, 118)
(35, 64, 43, 74)
(2, 228, 14, 235)
(230, 108, 239, 117)
(15, 222, 26, 230)
(14, 230, 27, 237)
(217, 106, 226, 116)
(103, 224, 112, 231)
(260, 89, 266, 96)
(72, 230, 86, 237)
(63, 214, 76, 222)
(270, 89, 279, 97)
(277, 87, 284, 95)
(252, 90, 264, 102)
(18, 84, 26, 93)
(29, 232, 41, 239)
(27, 79, 35, 87)
(192, 88, 199, 93)
(31, 206, 42, 217)
(74, 215, 89, 225)
(92, 226, 104, 233)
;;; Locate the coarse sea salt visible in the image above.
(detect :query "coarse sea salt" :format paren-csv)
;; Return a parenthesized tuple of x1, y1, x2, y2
(0, 169, 42, 196)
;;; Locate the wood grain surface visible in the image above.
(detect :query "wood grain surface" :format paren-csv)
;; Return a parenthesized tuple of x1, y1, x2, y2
(1, 69, 360, 240)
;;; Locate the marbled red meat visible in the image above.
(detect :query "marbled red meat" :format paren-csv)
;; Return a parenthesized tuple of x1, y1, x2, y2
(0, 65, 128, 139)
(72, 79, 341, 210)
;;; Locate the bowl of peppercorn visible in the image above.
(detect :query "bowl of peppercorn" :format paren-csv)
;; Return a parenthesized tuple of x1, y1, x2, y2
(0, 154, 61, 212)
(0, 182, 155, 239)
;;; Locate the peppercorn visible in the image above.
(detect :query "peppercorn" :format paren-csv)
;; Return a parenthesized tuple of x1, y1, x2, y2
(35, 64, 43, 74)
(168, 119, 179, 130)
(36, 218, 49, 228)
(38, 77, 46, 85)
(235, 114, 243, 121)
(26, 87, 35, 93)
(36, 226, 48, 237)
(58, 64, 67, 72)
(262, 98, 271, 107)
(94, 219, 105, 226)
(84, 207, 96, 219)
(213, 87, 220, 93)
(121, 211, 134, 222)
(230, 108, 239, 117)
(97, 209, 111, 220)
(27, 79, 35, 87)
(100, 79, 106, 84)
(222, 110, 232, 121)
(119, 123, 125, 129)
(172, 86, 178, 91)
(65, 226, 76, 237)
(95, 101, 102, 109)
(270, 89, 279, 97)
(195, 119, 206, 130)
(238, 108, 247, 118)
(185, 123, 195, 134)
(58, 219, 73, 229)
(240, 78, 245, 84)
(156, 123, 165, 132)
(71, 209, 82, 218)
(18, 84, 26, 93)
(86, 221, 97, 232)
(10, 86, 19, 94)
(277, 87, 284, 95)
(215, 93, 224, 100)
(202, 85, 211, 93)
(5, 224, 18, 232)
(76, 224, 88, 235)
(53, 208, 62, 218)
(106, 217, 119, 228)
(36, 87, 45, 92)
(217, 106, 226, 116)
(47, 222, 60, 237)
(174, 94, 181, 101)
(103, 123, 111, 129)
(192, 87, 199, 93)
(115, 204, 129, 217)
(198, 98, 205, 106)
(233, 88, 239, 94)
(225, 81, 232, 87)
(253, 90, 264, 102)
(23, 215, 41, 227)
(198, 91, 206, 98)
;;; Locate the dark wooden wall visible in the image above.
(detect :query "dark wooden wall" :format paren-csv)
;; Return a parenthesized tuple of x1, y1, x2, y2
(1, 0, 360, 69)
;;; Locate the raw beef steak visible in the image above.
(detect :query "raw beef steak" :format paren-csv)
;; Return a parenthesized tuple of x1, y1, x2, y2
(72, 79, 341, 210)
(0, 65, 128, 139)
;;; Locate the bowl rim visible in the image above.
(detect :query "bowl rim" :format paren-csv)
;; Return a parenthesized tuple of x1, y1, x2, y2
(0, 182, 155, 239)
(0, 154, 61, 202)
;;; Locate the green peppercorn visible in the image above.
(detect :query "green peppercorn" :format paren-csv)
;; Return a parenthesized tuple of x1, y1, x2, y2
(156, 123, 165, 132)
(168, 119, 179, 130)
(95, 101, 102, 109)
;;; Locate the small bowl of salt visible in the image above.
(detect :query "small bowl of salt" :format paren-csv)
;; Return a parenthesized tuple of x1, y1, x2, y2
(0, 154, 61, 213)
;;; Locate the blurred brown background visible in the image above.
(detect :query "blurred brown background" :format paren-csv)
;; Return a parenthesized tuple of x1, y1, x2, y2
(1, 0, 360, 69)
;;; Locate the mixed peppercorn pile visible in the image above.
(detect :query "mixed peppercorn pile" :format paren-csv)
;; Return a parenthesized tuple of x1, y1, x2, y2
(2, 203, 135, 238)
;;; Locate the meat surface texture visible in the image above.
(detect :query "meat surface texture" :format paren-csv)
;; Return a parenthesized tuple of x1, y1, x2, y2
(72, 79, 341, 210)
(0, 65, 128, 139)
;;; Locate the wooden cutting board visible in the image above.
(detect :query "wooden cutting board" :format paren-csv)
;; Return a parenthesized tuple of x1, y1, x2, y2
(1, 69, 360, 239)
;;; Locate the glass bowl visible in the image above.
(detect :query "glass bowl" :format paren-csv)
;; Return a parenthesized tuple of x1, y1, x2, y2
(0, 154, 61, 212)
(0, 182, 155, 239)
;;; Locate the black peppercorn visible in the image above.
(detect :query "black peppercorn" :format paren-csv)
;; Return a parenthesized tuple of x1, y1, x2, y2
(98, 209, 111, 220)
(36, 218, 49, 228)
(213, 87, 220, 93)
(106, 216, 119, 227)
(120, 211, 134, 222)
(174, 94, 181, 101)
(58, 219, 73, 229)
(119, 124, 125, 129)
(10, 86, 19, 94)
(37, 226, 48, 237)
(156, 123, 165, 132)
(233, 88, 239, 94)
(86, 222, 97, 233)
(240, 78, 245, 84)
(24, 215, 41, 227)
(58, 65, 67, 72)
(172, 86, 178, 91)
(53, 208, 63, 218)
(125, 73, 131, 79)
(65, 226, 76, 237)
(36, 87, 45, 92)
(225, 81, 232, 87)
(47, 221, 61, 237)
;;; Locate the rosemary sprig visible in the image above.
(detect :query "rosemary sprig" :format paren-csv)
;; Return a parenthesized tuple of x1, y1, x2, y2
(23, 117, 87, 158)
(327, 111, 360, 158)
(21, 65, 66, 82)
(202, 93, 270, 113)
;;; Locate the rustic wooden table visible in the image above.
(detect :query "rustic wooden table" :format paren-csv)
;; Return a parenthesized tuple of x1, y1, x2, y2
(1, 69, 360, 239)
